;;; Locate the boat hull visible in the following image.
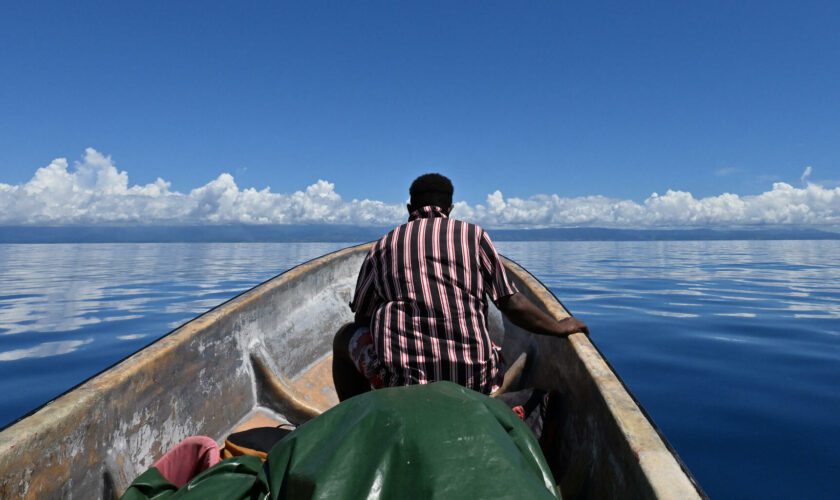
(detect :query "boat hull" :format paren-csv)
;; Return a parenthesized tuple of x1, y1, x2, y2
(0, 243, 703, 499)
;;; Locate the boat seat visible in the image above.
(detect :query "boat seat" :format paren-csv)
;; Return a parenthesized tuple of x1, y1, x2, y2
(491, 352, 528, 397)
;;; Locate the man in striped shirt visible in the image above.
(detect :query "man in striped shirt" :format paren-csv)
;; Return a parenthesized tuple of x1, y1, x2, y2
(332, 174, 588, 400)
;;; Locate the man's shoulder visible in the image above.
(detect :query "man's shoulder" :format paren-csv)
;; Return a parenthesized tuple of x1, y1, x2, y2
(377, 223, 406, 242)
(450, 218, 487, 237)
(369, 224, 405, 252)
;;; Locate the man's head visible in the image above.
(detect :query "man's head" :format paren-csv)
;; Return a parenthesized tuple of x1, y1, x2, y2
(408, 173, 454, 215)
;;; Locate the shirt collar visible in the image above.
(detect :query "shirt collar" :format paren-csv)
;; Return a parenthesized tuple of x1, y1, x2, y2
(409, 205, 449, 221)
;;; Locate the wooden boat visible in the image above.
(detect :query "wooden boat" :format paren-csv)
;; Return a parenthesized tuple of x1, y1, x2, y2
(0, 243, 705, 499)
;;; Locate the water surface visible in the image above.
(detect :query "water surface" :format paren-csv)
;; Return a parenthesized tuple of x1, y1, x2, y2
(1, 241, 838, 498)
(497, 241, 840, 499)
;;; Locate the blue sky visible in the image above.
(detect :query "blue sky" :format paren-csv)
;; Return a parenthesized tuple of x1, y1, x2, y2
(1, 1, 838, 227)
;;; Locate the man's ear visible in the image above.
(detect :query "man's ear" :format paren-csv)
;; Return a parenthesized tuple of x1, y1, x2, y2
(444, 205, 453, 215)
(406, 203, 413, 215)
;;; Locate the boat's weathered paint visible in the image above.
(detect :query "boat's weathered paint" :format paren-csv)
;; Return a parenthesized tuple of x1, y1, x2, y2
(0, 243, 704, 499)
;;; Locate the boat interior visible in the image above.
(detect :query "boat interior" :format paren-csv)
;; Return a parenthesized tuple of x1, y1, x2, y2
(0, 243, 703, 499)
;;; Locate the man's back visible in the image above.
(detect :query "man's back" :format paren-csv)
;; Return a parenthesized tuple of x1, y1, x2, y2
(334, 173, 586, 401)
(351, 205, 517, 394)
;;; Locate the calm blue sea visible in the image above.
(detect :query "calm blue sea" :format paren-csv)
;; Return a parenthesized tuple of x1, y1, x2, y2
(1, 241, 838, 498)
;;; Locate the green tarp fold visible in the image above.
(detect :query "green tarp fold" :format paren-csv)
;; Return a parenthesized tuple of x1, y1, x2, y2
(121, 456, 268, 500)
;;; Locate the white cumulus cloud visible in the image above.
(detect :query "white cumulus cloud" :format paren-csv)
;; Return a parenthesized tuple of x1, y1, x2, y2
(1, 148, 838, 228)
(0, 149, 405, 226)
(801, 165, 813, 185)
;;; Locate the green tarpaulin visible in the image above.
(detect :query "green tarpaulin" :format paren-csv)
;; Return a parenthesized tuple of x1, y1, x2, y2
(123, 381, 559, 499)
(121, 456, 268, 500)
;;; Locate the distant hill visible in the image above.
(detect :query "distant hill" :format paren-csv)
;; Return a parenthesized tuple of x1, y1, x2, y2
(0, 225, 384, 243)
(1, 225, 838, 243)
(487, 227, 840, 241)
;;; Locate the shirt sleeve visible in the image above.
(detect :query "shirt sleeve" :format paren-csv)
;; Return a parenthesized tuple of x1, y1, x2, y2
(349, 247, 381, 317)
(478, 229, 518, 303)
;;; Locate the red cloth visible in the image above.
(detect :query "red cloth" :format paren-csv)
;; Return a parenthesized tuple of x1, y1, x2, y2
(153, 436, 220, 488)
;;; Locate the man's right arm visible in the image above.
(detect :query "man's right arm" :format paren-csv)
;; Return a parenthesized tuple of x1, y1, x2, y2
(496, 292, 588, 338)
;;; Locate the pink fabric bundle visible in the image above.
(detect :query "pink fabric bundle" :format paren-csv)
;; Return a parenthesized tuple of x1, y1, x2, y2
(152, 436, 220, 488)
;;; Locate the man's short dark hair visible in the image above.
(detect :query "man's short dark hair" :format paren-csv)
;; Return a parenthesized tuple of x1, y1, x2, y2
(410, 173, 454, 209)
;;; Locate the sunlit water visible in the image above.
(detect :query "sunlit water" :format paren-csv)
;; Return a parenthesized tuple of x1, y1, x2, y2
(1, 241, 838, 498)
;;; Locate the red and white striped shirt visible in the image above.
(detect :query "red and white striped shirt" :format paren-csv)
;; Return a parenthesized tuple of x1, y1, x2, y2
(350, 205, 518, 394)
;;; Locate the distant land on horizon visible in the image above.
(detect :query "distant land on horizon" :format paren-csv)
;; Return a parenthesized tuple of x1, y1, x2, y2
(1, 225, 839, 243)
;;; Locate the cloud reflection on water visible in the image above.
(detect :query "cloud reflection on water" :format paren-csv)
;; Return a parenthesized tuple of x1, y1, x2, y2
(0, 243, 348, 355)
(496, 240, 840, 325)
(0, 338, 93, 361)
